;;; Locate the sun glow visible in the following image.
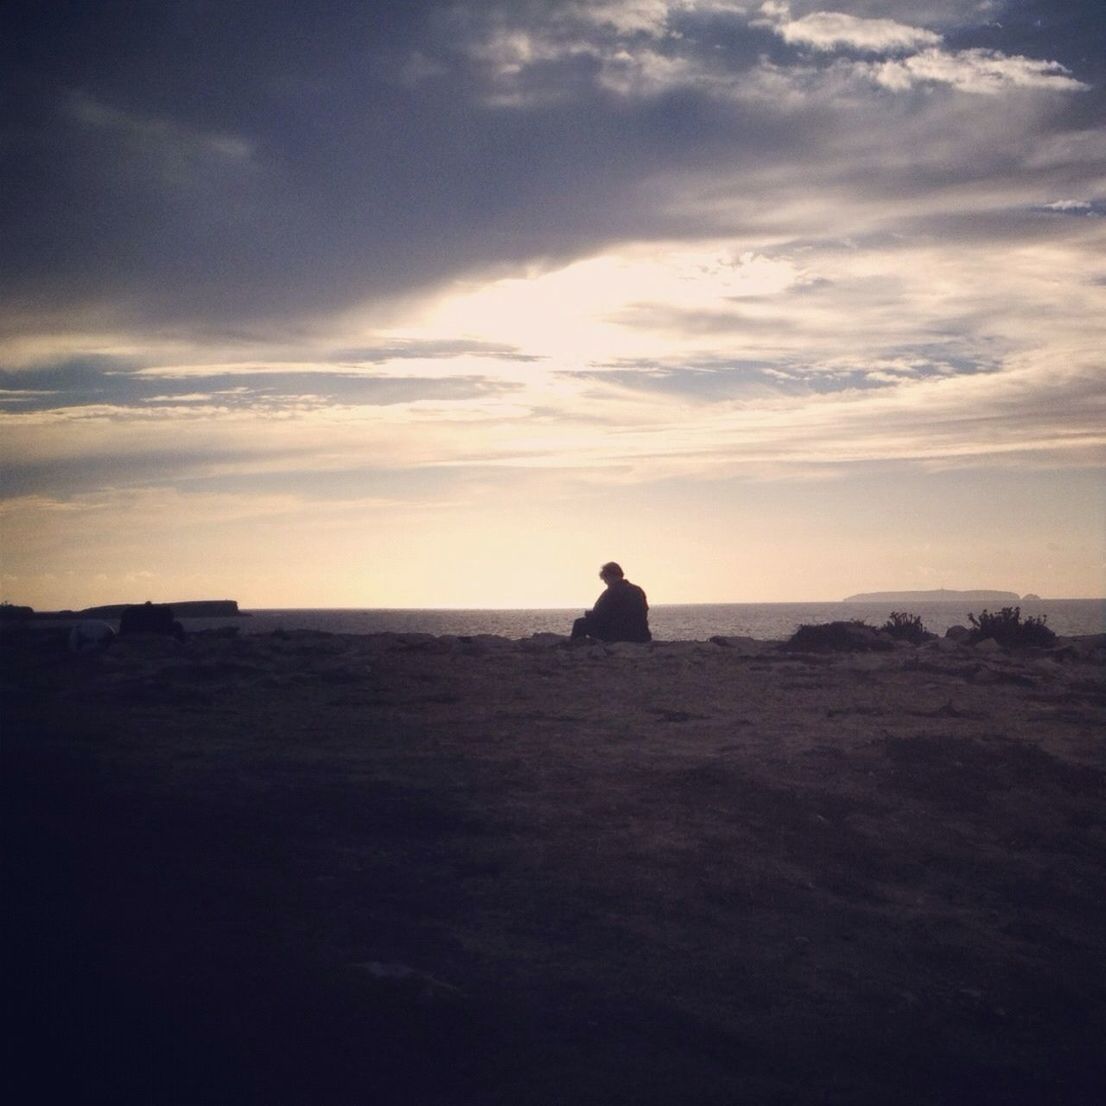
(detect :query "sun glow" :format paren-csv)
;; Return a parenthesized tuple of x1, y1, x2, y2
(407, 245, 809, 362)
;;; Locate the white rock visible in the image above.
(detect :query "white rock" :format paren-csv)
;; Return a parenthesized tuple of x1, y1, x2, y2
(69, 620, 116, 654)
(974, 638, 1002, 653)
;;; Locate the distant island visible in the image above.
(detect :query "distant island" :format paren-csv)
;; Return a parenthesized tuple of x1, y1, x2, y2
(842, 589, 1022, 603)
(22, 600, 243, 620)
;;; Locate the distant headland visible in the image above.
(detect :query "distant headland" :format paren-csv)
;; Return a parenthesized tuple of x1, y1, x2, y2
(842, 589, 1027, 603)
(9, 600, 243, 621)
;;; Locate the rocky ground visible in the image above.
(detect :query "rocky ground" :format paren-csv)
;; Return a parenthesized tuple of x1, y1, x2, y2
(4, 629, 1105, 1104)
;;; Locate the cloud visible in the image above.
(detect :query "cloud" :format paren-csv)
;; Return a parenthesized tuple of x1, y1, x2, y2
(564, 349, 1004, 404)
(2, 0, 1096, 348)
(766, 9, 941, 53)
(1035, 199, 1100, 215)
(1040, 199, 1092, 211)
(555, 352, 1106, 476)
(576, 1, 764, 38)
(63, 91, 254, 169)
(3, 3, 1104, 499)
(864, 47, 1089, 94)
(0, 447, 310, 498)
(453, 1, 1090, 117)
(564, 363, 780, 402)
(563, 361, 895, 401)
(328, 338, 545, 364)
(0, 356, 521, 415)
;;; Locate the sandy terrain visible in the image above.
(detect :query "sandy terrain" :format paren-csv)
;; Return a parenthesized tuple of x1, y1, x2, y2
(5, 630, 1105, 1105)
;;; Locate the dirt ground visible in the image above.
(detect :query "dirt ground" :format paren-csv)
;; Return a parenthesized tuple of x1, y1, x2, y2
(4, 630, 1105, 1105)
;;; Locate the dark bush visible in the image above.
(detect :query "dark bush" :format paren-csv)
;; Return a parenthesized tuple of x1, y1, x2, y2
(880, 611, 930, 644)
(967, 606, 1056, 648)
(784, 620, 892, 652)
(119, 602, 186, 641)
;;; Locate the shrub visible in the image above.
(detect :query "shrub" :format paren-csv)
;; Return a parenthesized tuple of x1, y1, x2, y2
(785, 620, 892, 652)
(967, 606, 1056, 648)
(880, 611, 929, 645)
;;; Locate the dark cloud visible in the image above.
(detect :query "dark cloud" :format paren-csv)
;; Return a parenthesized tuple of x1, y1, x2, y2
(0, 5, 878, 330)
(563, 349, 1000, 402)
(564, 363, 781, 402)
(0, 356, 520, 413)
(890, 205, 1105, 244)
(328, 338, 544, 362)
(606, 303, 794, 335)
(2, 1, 698, 328)
(0, 444, 310, 498)
(1, 0, 1100, 339)
(1, 451, 497, 502)
(174, 461, 506, 503)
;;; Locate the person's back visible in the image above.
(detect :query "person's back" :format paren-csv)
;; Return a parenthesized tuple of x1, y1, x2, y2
(571, 563, 651, 643)
(591, 578, 651, 642)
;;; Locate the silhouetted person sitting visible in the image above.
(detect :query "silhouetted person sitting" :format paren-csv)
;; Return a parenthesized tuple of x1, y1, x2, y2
(571, 562, 652, 643)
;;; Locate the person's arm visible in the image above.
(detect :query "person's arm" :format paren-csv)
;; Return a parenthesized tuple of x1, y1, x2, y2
(589, 589, 614, 635)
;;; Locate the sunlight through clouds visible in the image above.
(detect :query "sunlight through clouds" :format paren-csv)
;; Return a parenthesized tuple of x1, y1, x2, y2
(410, 247, 811, 362)
(2, 0, 1103, 606)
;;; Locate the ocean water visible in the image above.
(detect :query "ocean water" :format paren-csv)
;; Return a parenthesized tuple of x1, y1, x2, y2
(185, 598, 1106, 641)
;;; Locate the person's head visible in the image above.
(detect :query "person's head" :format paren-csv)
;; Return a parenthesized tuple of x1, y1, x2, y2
(599, 561, 624, 585)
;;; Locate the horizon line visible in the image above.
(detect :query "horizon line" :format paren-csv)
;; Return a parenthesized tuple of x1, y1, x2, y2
(238, 596, 1105, 611)
(12, 596, 1105, 614)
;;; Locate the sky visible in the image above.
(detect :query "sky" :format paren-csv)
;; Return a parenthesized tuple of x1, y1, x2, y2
(2, 0, 1104, 609)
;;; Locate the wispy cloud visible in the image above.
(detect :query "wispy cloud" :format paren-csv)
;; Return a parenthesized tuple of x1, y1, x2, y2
(763, 8, 941, 53)
(863, 47, 1088, 93)
(64, 91, 254, 164)
(1038, 199, 1095, 212)
(0, 356, 522, 416)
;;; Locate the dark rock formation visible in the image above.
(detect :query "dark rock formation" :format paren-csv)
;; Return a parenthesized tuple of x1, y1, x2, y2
(83, 600, 240, 619)
(784, 621, 894, 652)
(119, 603, 186, 641)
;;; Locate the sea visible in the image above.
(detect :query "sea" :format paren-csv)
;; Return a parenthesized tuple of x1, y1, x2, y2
(182, 598, 1106, 641)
